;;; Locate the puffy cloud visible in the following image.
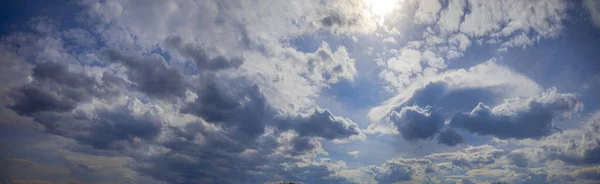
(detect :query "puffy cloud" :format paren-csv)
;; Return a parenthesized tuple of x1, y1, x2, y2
(277, 107, 362, 141)
(369, 60, 542, 134)
(163, 35, 243, 72)
(437, 0, 466, 33)
(0, 8, 365, 184)
(103, 49, 189, 101)
(414, 0, 442, 24)
(367, 158, 432, 184)
(19, 96, 163, 151)
(385, 48, 422, 74)
(9, 62, 124, 115)
(450, 145, 505, 168)
(181, 80, 269, 140)
(0, 47, 31, 92)
(460, 0, 567, 38)
(448, 33, 471, 51)
(450, 88, 583, 139)
(305, 42, 357, 84)
(389, 105, 444, 141)
(541, 112, 600, 165)
(3, 0, 600, 183)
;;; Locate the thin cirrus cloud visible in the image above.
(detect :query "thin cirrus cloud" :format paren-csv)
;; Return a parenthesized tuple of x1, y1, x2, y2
(0, 0, 600, 184)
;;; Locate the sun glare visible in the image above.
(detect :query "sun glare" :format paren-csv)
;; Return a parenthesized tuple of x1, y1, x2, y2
(365, 0, 398, 24)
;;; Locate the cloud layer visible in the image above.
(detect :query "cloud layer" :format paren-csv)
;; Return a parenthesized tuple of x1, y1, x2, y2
(1, 0, 599, 183)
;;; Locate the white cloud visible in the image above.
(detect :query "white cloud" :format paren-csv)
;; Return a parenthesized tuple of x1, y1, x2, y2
(414, 0, 442, 24)
(348, 151, 360, 158)
(437, 0, 466, 33)
(460, 0, 567, 43)
(448, 33, 471, 51)
(386, 48, 422, 74)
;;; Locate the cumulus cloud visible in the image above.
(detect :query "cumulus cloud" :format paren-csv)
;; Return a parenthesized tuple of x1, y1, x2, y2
(103, 49, 189, 101)
(460, 0, 567, 39)
(450, 88, 583, 139)
(414, 0, 442, 24)
(437, 0, 466, 33)
(305, 42, 358, 84)
(34, 98, 163, 150)
(9, 62, 123, 115)
(181, 79, 269, 140)
(449, 145, 505, 168)
(163, 35, 243, 72)
(389, 105, 444, 141)
(369, 60, 542, 134)
(2, 0, 600, 183)
(540, 112, 600, 165)
(367, 158, 432, 184)
(277, 107, 362, 141)
(0, 5, 365, 183)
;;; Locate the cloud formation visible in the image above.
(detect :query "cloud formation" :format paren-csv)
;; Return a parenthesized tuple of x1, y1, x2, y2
(1, 0, 600, 183)
(450, 88, 583, 139)
(369, 60, 542, 134)
(389, 105, 444, 141)
(10, 62, 123, 115)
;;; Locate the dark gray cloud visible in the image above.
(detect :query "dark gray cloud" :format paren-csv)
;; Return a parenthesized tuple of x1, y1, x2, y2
(182, 79, 361, 142)
(437, 128, 464, 146)
(397, 81, 505, 114)
(0, 19, 363, 184)
(389, 105, 444, 141)
(289, 136, 319, 156)
(164, 35, 243, 72)
(321, 14, 345, 27)
(277, 107, 361, 140)
(449, 89, 582, 139)
(32, 105, 162, 150)
(0, 56, 359, 184)
(132, 121, 353, 184)
(135, 123, 259, 184)
(181, 80, 269, 141)
(10, 86, 77, 115)
(103, 49, 188, 101)
(9, 62, 124, 115)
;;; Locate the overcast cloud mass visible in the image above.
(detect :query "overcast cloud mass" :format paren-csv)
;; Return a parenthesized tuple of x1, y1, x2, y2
(1, 0, 600, 183)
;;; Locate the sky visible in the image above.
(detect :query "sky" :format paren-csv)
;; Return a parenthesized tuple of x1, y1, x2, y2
(0, 0, 600, 184)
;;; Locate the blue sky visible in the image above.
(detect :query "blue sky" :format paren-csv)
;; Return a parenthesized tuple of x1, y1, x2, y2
(1, 0, 600, 183)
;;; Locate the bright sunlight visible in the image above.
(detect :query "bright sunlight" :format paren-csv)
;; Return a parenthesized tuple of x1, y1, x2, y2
(365, 0, 399, 24)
